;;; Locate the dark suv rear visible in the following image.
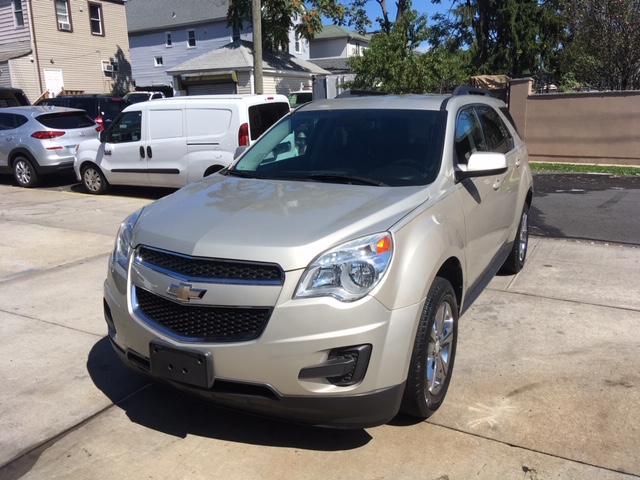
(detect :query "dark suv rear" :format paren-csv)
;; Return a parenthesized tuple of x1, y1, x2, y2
(0, 87, 30, 107)
(35, 95, 127, 130)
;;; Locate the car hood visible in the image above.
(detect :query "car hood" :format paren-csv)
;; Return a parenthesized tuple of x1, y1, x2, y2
(133, 175, 430, 271)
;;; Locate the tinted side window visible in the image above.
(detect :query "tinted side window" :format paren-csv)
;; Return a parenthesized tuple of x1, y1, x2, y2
(454, 107, 486, 163)
(248, 102, 291, 140)
(477, 106, 512, 154)
(100, 99, 126, 118)
(37, 99, 65, 107)
(36, 112, 96, 129)
(0, 113, 28, 130)
(67, 98, 94, 113)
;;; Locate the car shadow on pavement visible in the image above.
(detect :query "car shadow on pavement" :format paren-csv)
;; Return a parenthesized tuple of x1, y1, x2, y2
(87, 337, 373, 451)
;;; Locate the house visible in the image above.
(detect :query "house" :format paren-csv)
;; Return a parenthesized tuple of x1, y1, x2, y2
(307, 25, 372, 98)
(125, 0, 325, 96)
(0, 0, 132, 102)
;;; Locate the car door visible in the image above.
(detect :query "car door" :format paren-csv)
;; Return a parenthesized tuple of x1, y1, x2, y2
(476, 105, 521, 233)
(0, 112, 20, 168)
(99, 109, 150, 186)
(454, 106, 508, 288)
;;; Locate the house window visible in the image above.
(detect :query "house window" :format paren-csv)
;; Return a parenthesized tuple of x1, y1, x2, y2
(89, 3, 104, 36)
(55, 0, 72, 32)
(187, 29, 196, 48)
(294, 32, 301, 53)
(166, 32, 172, 47)
(355, 42, 361, 55)
(12, 0, 24, 28)
(154, 56, 164, 67)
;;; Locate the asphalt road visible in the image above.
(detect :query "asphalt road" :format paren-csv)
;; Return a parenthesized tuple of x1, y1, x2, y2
(530, 173, 640, 245)
(1, 171, 639, 245)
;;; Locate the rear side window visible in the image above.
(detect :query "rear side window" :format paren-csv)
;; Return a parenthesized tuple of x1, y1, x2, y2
(476, 106, 512, 154)
(36, 112, 96, 129)
(67, 98, 94, 113)
(248, 102, 290, 140)
(0, 113, 28, 130)
(100, 98, 127, 117)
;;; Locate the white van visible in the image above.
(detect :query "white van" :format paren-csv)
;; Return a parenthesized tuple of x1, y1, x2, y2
(74, 94, 290, 194)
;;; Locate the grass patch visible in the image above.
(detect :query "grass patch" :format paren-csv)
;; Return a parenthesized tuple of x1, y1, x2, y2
(531, 162, 640, 176)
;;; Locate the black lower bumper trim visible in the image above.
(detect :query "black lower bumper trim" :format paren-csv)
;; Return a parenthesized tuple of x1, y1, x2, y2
(109, 337, 405, 429)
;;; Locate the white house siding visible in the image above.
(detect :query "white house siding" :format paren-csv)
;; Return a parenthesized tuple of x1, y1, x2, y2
(309, 38, 348, 59)
(237, 71, 252, 94)
(29, 0, 131, 96)
(129, 22, 233, 92)
(7, 56, 40, 101)
(0, 0, 30, 44)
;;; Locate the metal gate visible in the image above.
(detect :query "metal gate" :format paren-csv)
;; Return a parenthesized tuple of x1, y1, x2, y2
(186, 83, 237, 95)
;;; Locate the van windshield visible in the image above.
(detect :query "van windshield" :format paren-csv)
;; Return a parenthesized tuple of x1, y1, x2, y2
(231, 108, 447, 187)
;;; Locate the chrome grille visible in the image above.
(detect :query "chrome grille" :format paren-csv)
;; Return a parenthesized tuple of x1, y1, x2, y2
(136, 246, 284, 284)
(134, 287, 272, 342)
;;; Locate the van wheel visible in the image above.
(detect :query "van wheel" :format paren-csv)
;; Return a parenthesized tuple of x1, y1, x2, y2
(13, 156, 39, 188)
(82, 165, 109, 194)
(400, 277, 458, 419)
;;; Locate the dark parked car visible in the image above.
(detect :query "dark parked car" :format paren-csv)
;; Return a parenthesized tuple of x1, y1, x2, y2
(0, 87, 30, 107)
(0, 106, 100, 187)
(35, 94, 127, 130)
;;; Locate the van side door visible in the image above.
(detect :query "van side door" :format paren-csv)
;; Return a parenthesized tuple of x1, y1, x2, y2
(100, 109, 150, 186)
(145, 108, 187, 188)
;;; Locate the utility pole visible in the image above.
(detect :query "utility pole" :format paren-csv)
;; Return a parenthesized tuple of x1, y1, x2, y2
(252, 0, 263, 93)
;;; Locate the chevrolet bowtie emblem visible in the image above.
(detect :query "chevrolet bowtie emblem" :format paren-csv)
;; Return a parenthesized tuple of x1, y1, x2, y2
(167, 282, 206, 302)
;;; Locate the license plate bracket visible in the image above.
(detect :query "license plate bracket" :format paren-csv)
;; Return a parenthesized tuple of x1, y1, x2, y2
(149, 340, 214, 389)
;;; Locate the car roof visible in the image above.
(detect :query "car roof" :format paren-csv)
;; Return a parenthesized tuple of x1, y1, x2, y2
(297, 89, 506, 113)
(0, 105, 90, 116)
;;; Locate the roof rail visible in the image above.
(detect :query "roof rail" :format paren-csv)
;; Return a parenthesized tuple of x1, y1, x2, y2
(451, 86, 494, 97)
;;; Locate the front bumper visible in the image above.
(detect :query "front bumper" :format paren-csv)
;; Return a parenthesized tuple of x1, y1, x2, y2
(104, 252, 421, 428)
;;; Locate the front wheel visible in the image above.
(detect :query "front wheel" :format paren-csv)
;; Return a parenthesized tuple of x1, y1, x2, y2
(82, 164, 109, 194)
(400, 277, 459, 419)
(13, 156, 39, 188)
(501, 204, 529, 274)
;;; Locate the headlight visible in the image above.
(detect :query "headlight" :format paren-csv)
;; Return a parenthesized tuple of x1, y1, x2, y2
(112, 208, 143, 269)
(294, 232, 393, 302)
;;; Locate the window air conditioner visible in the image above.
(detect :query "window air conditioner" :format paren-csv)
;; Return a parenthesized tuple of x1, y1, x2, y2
(58, 22, 71, 31)
(103, 63, 114, 72)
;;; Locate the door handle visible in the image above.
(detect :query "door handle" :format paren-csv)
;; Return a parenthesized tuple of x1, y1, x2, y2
(147, 146, 152, 159)
(493, 178, 502, 190)
(515, 157, 522, 167)
(139, 146, 145, 158)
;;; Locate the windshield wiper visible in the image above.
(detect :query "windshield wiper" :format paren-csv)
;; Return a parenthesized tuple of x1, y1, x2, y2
(307, 173, 387, 186)
(226, 169, 267, 179)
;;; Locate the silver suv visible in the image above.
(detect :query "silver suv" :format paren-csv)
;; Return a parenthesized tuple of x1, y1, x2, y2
(0, 106, 99, 187)
(104, 88, 533, 428)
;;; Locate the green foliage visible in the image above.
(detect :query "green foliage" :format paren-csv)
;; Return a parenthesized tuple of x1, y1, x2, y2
(558, 0, 640, 90)
(429, 0, 553, 76)
(345, 10, 468, 93)
(531, 162, 640, 176)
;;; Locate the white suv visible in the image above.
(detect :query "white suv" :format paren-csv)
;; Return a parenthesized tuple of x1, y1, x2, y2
(104, 88, 533, 428)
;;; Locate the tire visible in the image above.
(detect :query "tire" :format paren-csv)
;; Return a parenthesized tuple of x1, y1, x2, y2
(501, 204, 530, 274)
(401, 277, 459, 419)
(13, 156, 39, 188)
(82, 164, 109, 194)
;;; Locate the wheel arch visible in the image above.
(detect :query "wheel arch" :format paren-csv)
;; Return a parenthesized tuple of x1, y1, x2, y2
(9, 148, 39, 171)
(434, 257, 464, 311)
(204, 164, 225, 177)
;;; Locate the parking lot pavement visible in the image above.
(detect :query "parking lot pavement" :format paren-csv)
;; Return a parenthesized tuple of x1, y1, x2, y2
(1, 184, 639, 480)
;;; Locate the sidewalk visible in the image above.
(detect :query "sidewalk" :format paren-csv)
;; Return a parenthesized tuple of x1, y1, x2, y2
(0, 185, 639, 479)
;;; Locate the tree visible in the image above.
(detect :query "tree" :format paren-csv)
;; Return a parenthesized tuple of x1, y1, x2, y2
(559, 0, 640, 90)
(429, 0, 555, 76)
(346, 10, 470, 93)
(227, 0, 343, 52)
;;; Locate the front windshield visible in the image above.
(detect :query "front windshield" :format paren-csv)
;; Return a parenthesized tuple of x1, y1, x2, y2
(231, 108, 446, 187)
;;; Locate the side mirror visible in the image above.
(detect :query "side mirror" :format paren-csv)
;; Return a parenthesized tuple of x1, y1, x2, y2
(455, 152, 508, 181)
(99, 129, 107, 143)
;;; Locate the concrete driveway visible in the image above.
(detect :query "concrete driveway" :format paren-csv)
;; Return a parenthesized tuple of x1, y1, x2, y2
(0, 185, 639, 480)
